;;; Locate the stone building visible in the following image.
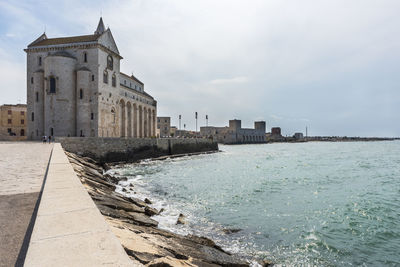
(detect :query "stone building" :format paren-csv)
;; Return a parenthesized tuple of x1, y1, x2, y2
(24, 18, 157, 140)
(200, 119, 266, 144)
(156, 117, 171, 138)
(0, 104, 27, 141)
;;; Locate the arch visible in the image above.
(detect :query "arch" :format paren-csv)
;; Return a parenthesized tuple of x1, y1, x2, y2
(107, 55, 113, 70)
(152, 109, 156, 136)
(143, 107, 148, 137)
(31, 112, 34, 121)
(119, 99, 126, 137)
(112, 73, 116, 87)
(103, 70, 108, 84)
(49, 77, 56, 93)
(127, 102, 132, 137)
(138, 106, 143, 138)
(133, 103, 137, 137)
(111, 107, 116, 123)
(83, 52, 88, 62)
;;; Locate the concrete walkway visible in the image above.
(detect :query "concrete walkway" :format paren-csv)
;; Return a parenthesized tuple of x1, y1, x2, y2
(24, 143, 134, 266)
(0, 142, 53, 267)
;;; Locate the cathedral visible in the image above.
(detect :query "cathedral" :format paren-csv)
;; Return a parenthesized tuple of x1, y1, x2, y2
(24, 18, 157, 139)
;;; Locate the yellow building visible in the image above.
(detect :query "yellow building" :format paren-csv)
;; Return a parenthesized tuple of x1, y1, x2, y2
(0, 104, 27, 141)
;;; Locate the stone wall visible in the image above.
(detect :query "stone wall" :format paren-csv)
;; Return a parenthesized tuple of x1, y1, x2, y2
(56, 137, 218, 163)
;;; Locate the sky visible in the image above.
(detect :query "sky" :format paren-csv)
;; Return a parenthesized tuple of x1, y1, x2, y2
(0, 0, 399, 137)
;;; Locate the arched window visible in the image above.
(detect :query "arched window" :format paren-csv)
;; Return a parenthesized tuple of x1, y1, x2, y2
(79, 89, 83, 99)
(112, 73, 116, 87)
(103, 70, 108, 84)
(20, 129, 25, 136)
(31, 77, 34, 84)
(50, 128, 54, 136)
(31, 112, 34, 121)
(36, 92, 39, 102)
(107, 55, 113, 70)
(83, 52, 87, 63)
(38, 56, 42, 66)
(111, 108, 116, 123)
(49, 77, 56, 93)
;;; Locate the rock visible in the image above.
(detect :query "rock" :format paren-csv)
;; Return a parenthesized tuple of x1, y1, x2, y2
(159, 208, 165, 214)
(122, 188, 127, 192)
(130, 183, 134, 187)
(97, 205, 158, 227)
(222, 228, 242, 234)
(120, 176, 128, 181)
(146, 256, 196, 267)
(145, 198, 152, 204)
(262, 259, 274, 266)
(145, 206, 159, 216)
(177, 213, 186, 225)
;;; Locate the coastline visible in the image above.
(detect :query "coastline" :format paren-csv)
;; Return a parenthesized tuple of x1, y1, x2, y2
(65, 151, 270, 266)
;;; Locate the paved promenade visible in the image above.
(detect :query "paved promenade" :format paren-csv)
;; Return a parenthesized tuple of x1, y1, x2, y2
(0, 142, 53, 267)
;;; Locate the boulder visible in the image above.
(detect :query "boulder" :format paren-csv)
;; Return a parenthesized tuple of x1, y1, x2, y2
(177, 213, 186, 225)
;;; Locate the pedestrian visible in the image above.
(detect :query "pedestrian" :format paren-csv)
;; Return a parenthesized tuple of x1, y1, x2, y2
(42, 135, 47, 144)
(48, 135, 51, 143)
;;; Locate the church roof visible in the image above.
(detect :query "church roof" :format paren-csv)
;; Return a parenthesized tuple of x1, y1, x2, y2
(120, 72, 144, 85)
(95, 17, 105, 35)
(28, 34, 100, 47)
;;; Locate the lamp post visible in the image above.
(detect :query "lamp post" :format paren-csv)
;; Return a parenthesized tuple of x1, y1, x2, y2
(195, 112, 198, 132)
(179, 115, 181, 130)
(206, 115, 208, 127)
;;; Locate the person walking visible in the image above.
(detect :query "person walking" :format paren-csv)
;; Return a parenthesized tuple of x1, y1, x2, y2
(48, 135, 52, 143)
(42, 135, 47, 144)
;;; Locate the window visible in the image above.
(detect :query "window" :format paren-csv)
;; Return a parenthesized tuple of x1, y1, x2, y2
(112, 74, 116, 87)
(7, 110, 11, 115)
(49, 77, 56, 93)
(103, 70, 108, 84)
(21, 119, 24, 125)
(84, 52, 87, 63)
(20, 129, 25, 136)
(50, 128, 53, 136)
(31, 112, 34, 121)
(7, 128, 11, 133)
(38, 56, 42, 66)
(91, 113, 94, 120)
(91, 75, 94, 81)
(124, 80, 126, 85)
(111, 108, 115, 123)
(107, 55, 113, 70)
(80, 89, 83, 99)
(31, 77, 34, 84)
(8, 119, 12, 124)
(36, 92, 39, 102)
(20, 111, 24, 115)
(80, 130, 83, 137)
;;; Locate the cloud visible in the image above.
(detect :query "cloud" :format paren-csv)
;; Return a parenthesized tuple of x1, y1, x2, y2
(1, 0, 400, 136)
(209, 76, 248, 85)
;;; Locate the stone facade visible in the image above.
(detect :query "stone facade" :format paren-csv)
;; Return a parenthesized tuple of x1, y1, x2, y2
(0, 104, 27, 141)
(156, 117, 171, 138)
(200, 119, 266, 144)
(24, 18, 157, 140)
(56, 137, 218, 163)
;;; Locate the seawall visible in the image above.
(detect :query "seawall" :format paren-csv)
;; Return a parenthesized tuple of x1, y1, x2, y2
(56, 137, 218, 163)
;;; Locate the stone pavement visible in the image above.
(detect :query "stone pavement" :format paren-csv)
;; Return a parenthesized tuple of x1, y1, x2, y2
(0, 142, 53, 267)
(24, 143, 134, 266)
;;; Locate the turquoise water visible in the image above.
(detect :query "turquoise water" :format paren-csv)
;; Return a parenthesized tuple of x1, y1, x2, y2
(112, 141, 400, 266)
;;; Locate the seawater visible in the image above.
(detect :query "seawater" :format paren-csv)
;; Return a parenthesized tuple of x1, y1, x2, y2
(110, 141, 400, 266)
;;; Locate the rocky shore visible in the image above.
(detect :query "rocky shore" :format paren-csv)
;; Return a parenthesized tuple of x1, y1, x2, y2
(65, 151, 271, 267)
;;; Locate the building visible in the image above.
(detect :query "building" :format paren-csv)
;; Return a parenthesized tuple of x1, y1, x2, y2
(293, 132, 304, 139)
(170, 126, 177, 137)
(157, 117, 170, 138)
(200, 119, 266, 144)
(271, 127, 281, 136)
(24, 18, 157, 140)
(0, 104, 27, 141)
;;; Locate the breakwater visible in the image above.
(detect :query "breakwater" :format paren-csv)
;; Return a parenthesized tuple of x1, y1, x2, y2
(56, 137, 218, 163)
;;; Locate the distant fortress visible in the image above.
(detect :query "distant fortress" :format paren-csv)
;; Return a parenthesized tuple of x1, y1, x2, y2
(200, 119, 266, 144)
(24, 18, 157, 140)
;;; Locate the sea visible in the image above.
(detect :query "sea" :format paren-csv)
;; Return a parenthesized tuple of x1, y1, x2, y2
(109, 141, 400, 266)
